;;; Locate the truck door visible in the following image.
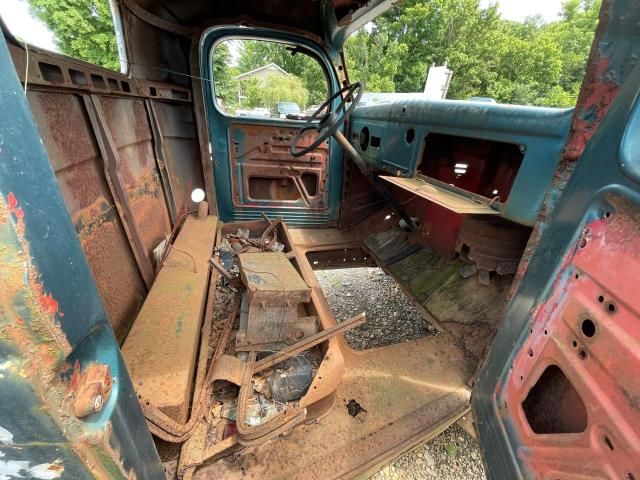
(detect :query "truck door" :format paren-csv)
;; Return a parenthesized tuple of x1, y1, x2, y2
(201, 28, 344, 226)
(473, 3, 640, 477)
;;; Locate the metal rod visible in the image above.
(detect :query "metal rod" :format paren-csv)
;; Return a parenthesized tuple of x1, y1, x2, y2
(254, 312, 366, 373)
(333, 130, 419, 232)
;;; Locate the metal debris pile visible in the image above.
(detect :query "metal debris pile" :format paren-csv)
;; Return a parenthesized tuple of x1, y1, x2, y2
(167, 219, 365, 477)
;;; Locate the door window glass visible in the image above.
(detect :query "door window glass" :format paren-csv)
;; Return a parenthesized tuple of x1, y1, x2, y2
(212, 38, 329, 119)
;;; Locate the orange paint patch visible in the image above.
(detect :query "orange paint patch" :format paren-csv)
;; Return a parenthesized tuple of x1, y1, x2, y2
(40, 292, 60, 316)
(7, 192, 17, 210)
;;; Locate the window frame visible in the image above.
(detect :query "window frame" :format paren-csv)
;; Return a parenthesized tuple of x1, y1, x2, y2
(208, 34, 334, 123)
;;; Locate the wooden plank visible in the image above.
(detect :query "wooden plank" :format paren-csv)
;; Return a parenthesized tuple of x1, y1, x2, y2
(122, 215, 217, 422)
(379, 175, 500, 215)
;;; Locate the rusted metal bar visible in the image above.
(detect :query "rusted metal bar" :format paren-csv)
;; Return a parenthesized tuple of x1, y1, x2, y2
(254, 312, 366, 373)
(145, 98, 178, 224)
(83, 94, 155, 288)
(333, 129, 418, 231)
(209, 256, 233, 281)
(261, 211, 274, 224)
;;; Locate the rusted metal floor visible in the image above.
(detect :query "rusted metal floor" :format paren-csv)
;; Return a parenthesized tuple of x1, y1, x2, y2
(189, 226, 473, 479)
(193, 334, 471, 479)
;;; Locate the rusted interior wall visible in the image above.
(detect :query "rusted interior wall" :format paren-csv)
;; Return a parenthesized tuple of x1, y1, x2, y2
(28, 92, 148, 342)
(20, 60, 205, 343)
(153, 101, 205, 207)
(99, 96, 172, 265)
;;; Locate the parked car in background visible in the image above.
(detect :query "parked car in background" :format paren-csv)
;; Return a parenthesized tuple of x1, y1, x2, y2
(273, 101, 301, 118)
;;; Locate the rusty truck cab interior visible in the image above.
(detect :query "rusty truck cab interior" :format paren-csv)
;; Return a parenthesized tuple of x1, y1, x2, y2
(2, 0, 640, 479)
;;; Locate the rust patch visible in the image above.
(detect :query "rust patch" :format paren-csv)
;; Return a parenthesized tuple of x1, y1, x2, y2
(73, 197, 118, 242)
(499, 196, 640, 478)
(0, 193, 134, 480)
(508, 0, 628, 294)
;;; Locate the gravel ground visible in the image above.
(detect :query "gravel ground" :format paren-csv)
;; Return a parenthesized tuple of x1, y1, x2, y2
(315, 267, 437, 349)
(315, 267, 486, 480)
(368, 424, 485, 480)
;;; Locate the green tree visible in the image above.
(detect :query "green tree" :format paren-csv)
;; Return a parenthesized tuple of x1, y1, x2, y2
(213, 42, 240, 108)
(261, 75, 309, 110)
(344, 0, 601, 107)
(238, 40, 328, 105)
(239, 74, 309, 111)
(344, 29, 407, 92)
(28, 0, 119, 71)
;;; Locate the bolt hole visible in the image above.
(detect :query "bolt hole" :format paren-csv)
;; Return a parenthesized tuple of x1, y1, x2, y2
(579, 237, 587, 248)
(575, 273, 579, 279)
(572, 340, 578, 348)
(598, 295, 604, 303)
(579, 349, 587, 359)
(544, 329, 548, 335)
(606, 302, 616, 313)
(145, 401, 150, 406)
(528, 348, 534, 357)
(520, 375, 523, 381)
(604, 435, 614, 451)
(581, 318, 596, 338)
(605, 211, 611, 218)
(405, 128, 415, 144)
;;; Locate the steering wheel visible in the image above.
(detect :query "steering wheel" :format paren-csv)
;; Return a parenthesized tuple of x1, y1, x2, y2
(290, 82, 364, 157)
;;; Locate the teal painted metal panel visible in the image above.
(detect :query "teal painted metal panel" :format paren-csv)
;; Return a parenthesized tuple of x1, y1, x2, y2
(0, 36, 163, 479)
(201, 27, 344, 226)
(350, 99, 574, 225)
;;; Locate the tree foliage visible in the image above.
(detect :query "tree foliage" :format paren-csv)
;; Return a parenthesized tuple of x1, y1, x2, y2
(237, 40, 328, 106)
(28, 0, 120, 71)
(213, 42, 240, 106)
(345, 0, 601, 107)
(29, 0, 600, 108)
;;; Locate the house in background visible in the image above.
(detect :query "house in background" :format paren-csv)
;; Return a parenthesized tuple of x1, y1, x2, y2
(234, 63, 291, 116)
(235, 63, 288, 84)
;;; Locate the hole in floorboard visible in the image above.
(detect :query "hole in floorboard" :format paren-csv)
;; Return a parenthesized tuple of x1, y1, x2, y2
(314, 267, 437, 350)
(522, 364, 587, 434)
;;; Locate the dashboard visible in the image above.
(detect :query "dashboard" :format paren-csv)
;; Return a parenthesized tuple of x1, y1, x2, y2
(349, 98, 574, 226)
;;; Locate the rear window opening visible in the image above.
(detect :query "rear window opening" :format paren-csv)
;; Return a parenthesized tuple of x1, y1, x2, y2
(315, 267, 438, 350)
(418, 133, 524, 203)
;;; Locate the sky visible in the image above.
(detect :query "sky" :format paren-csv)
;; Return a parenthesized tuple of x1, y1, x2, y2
(0, 0, 58, 51)
(480, 0, 564, 23)
(0, 0, 565, 53)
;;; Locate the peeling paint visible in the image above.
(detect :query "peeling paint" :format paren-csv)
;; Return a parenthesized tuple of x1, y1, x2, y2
(0, 193, 134, 479)
(0, 458, 64, 479)
(0, 427, 13, 446)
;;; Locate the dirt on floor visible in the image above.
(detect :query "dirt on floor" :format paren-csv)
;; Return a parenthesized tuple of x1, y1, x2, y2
(315, 267, 486, 480)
